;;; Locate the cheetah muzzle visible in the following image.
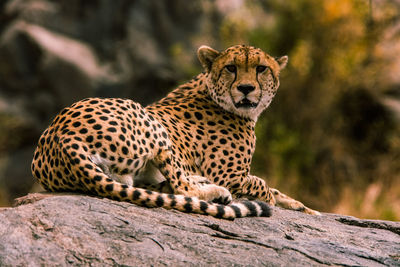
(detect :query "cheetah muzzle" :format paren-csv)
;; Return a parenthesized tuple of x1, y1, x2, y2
(31, 44, 320, 220)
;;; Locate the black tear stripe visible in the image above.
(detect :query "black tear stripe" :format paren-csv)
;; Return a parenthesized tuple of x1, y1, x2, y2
(256, 70, 263, 93)
(228, 70, 237, 102)
(268, 67, 278, 85)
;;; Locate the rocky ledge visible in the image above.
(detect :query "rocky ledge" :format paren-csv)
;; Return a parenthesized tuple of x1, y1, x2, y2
(0, 193, 399, 266)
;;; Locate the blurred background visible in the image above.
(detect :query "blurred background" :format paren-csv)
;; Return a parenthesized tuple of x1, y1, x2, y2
(0, 0, 399, 220)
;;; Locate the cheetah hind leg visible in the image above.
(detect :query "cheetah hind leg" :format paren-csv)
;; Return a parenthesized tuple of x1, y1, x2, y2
(133, 163, 174, 194)
(187, 175, 232, 204)
(141, 173, 232, 205)
(153, 151, 232, 205)
(133, 163, 230, 204)
(270, 188, 321, 215)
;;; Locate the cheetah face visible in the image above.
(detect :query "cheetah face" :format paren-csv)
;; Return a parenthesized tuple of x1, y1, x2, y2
(198, 45, 288, 120)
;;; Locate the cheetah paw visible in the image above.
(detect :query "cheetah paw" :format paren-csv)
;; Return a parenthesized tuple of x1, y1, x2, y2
(271, 188, 321, 215)
(199, 184, 232, 205)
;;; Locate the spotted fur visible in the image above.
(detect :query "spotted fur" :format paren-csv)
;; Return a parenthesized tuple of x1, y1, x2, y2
(32, 45, 319, 219)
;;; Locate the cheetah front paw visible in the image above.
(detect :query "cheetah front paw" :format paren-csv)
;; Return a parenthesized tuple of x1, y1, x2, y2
(271, 188, 321, 215)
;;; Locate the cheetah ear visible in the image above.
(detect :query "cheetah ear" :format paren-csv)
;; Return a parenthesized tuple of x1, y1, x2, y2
(276, 56, 288, 70)
(197, 46, 220, 72)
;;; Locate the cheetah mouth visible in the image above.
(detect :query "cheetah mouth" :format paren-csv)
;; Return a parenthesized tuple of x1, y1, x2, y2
(234, 98, 258, 109)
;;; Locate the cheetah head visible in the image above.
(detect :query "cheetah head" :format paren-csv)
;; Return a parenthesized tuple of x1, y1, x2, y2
(198, 45, 288, 121)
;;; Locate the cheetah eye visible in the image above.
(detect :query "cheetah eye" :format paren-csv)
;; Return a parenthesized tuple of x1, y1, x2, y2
(225, 65, 237, 73)
(256, 65, 267, 73)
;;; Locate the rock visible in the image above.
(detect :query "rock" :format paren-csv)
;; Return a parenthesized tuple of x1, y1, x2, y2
(1, 147, 37, 199)
(1, 194, 399, 266)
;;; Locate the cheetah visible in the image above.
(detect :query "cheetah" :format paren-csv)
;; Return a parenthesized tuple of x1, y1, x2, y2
(31, 45, 320, 219)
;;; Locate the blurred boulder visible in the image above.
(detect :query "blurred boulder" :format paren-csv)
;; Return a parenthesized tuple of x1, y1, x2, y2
(0, 0, 223, 205)
(0, 21, 113, 124)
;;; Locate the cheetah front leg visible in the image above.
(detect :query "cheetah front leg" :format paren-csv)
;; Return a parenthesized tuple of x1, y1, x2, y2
(228, 175, 320, 215)
(268, 187, 321, 215)
(153, 150, 232, 204)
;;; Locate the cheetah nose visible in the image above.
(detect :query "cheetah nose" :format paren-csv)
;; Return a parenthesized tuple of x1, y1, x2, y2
(237, 84, 255, 95)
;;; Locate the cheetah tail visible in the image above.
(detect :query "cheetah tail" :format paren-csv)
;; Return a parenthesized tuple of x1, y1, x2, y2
(97, 180, 271, 219)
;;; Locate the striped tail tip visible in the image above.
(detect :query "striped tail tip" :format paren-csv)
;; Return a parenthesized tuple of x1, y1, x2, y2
(232, 200, 272, 218)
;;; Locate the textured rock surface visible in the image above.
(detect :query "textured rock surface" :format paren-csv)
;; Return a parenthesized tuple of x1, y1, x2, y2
(1, 194, 399, 266)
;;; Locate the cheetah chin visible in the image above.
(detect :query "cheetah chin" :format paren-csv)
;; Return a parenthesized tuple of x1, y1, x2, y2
(233, 98, 259, 109)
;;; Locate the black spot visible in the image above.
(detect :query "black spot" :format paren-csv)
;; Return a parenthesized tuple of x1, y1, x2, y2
(84, 164, 93, 170)
(86, 136, 94, 143)
(122, 146, 129, 155)
(105, 184, 114, 192)
(155, 195, 164, 207)
(71, 112, 81, 118)
(93, 124, 102, 130)
(194, 112, 203, 120)
(72, 121, 81, 127)
(132, 190, 141, 200)
(71, 144, 79, 150)
(145, 190, 153, 195)
(184, 202, 193, 212)
(94, 175, 103, 181)
(100, 116, 108, 121)
(110, 144, 117, 152)
(220, 138, 227, 144)
(94, 142, 102, 148)
(119, 190, 128, 198)
(107, 127, 117, 133)
(184, 112, 191, 119)
(39, 137, 45, 145)
(79, 128, 88, 134)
